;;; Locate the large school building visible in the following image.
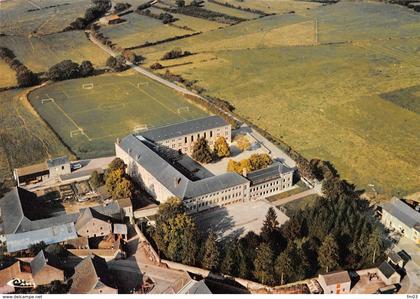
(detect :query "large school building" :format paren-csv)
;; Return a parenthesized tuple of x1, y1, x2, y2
(116, 116, 294, 213)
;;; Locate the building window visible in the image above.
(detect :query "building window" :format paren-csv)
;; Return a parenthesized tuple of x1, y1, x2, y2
(210, 131, 213, 137)
(198, 133, 200, 139)
(185, 137, 187, 143)
(191, 136, 194, 142)
(204, 132, 207, 138)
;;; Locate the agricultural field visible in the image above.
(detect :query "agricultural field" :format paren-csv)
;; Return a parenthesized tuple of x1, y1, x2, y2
(138, 2, 420, 196)
(0, 0, 90, 36)
(219, 0, 322, 15)
(28, 70, 208, 159)
(0, 62, 16, 88)
(0, 31, 109, 73)
(0, 88, 72, 181)
(99, 13, 189, 49)
(147, 6, 229, 32)
(202, 1, 261, 19)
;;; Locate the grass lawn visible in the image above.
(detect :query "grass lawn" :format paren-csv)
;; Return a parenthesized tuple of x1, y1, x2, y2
(0, 31, 109, 73)
(0, 62, 16, 88)
(99, 13, 189, 49)
(279, 194, 319, 216)
(0, 0, 90, 36)
(266, 180, 309, 202)
(28, 70, 208, 159)
(136, 2, 420, 196)
(221, 0, 322, 15)
(0, 88, 72, 181)
(202, 1, 261, 19)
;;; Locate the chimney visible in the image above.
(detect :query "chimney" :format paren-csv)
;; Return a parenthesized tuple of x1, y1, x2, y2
(242, 168, 248, 177)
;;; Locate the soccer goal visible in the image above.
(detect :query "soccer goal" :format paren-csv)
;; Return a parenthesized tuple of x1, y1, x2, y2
(137, 82, 149, 88)
(41, 98, 54, 104)
(177, 106, 190, 114)
(82, 83, 94, 90)
(133, 124, 148, 133)
(70, 129, 84, 138)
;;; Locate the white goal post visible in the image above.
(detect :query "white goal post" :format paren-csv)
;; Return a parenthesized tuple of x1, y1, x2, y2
(41, 98, 54, 104)
(82, 83, 94, 90)
(137, 82, 149, 88)
(133, 124, 148, 132)
(70, 129, 84, 138)
(177, 106, 190, 114)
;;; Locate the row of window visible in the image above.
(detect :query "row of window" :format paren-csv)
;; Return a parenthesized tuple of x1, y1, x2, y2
(187, 191, 243, 210)
(251, 184, 291, 198)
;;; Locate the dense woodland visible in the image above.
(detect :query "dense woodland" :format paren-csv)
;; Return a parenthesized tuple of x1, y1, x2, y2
(147, 161, 387, 286)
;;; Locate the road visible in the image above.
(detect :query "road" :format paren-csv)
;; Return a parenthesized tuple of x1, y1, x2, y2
(392, 237, 420, 294)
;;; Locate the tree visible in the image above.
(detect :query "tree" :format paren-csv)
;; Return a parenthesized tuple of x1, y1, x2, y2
(220, 241, 240, 276)
(150, 62, 163, 70)
(367, 227, 383, 264)
(105, 168, 133, 199)
(175, 0, 185, 7)
(89, 170, 104, 188)
(235, 135, 251, 152)
(108, 157, 126, 172)
(28, 241, 47, 256)
(106, 55, 126, 72)
(79, 60, 94, 77)
(253, 242, 275, 285)
(213, 136, 230, 158)
(114, 2, 131, 12)
(318, 234, 339, 273)
(275, 244, 295, 285)
(261, 207, 279, 242)
(192, 137, 212, 163)
(47, 60, 80, 81)
(202, 231, 220, 271)
(249, 153, 272, 170)
(16, 69, 39, 87)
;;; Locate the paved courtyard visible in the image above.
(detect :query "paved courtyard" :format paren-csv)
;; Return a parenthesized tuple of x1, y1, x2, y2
(194, 199, 289, 240)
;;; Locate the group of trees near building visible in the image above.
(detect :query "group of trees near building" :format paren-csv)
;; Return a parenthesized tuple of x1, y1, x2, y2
(104, 158, 134, 199)
(148, 166, 387, 286)
(66, 0, 112, 30)
(47, 60, 95, 81)
(0, 47, 39, 87)
(191, 137, 230, 163)
(227, 153, 272, 174)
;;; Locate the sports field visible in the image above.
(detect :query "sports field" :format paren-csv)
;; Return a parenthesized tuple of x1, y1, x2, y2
(133, 2, 420, 196)
(28, 70, 208, 158)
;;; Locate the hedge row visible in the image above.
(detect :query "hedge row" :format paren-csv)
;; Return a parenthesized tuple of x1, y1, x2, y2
(64, 0, 112, 31)
(160, 5, 246, 24)
(207, 0, 273, 16)
(137, 9, 177, 24)
(0, 47, 39, 87)
(125, 32, 201, 50)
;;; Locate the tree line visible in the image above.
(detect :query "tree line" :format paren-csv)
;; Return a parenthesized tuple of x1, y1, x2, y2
(0, 47, 39, 87)
(65, 0, 112, 31)
(147, 164, 387, 286)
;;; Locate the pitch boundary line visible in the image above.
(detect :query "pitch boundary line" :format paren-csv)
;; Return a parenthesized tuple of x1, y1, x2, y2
(127, 82, 186, 121)
(45, 93, 92, 141)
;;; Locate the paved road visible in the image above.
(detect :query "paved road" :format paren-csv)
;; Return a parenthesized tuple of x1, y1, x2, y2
(392, 237, 420, 294)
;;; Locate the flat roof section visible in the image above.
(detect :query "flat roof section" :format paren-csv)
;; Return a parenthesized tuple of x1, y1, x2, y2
(14, 162, 48, 178)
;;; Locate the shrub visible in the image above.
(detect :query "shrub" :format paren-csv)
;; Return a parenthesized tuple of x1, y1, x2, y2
(16, 69, 39, 87)
(79, 60, 95, 77)
(114, 2, 131, 12)
(235, 134, 251, 152)
(47, 60, 80, 81)
(150, 62, 163, 70)
(192, 137, 213, 163)
(162, 48, 192, 60)
(213, 136, 230, 158)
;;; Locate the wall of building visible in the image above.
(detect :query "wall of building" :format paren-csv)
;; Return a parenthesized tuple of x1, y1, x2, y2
(116, 144, 175, 203)
(381, 210, 417, 242)
(319, 280, 351, 294)
(377, 271, 400, 286)
(184, 181, 250, 214)
(49, 163, 71, 178)
(249, 171, 293, 200)
(77, 219, 112, 238)
(156, 124, 231, 155)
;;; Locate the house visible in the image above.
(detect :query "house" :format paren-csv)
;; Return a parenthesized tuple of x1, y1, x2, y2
(381, 197, 420, 244)
(116, 117, 295, 213)
(113, 223, 127, 240)
(13, 162, 49, 186)
(64, 236, 90, 249)
(377, 261, 401, 285)
(75, 208, 112, 238)
(30, 251, 64, 286)
(0, 260, 33, 292)
(139, 115, 231, 155)
(178, 278, 212, 294)
(318, 271, 351, 294)
(117, 198, 133, 220)
(99, 14, 121, 25)
(387, 251, 404, 268)
(47, 156, 71, 178)
(69, 255, 117, 294)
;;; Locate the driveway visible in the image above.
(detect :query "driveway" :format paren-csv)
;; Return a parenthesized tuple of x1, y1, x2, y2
(393, 237, 420, 294)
